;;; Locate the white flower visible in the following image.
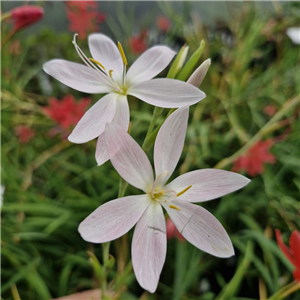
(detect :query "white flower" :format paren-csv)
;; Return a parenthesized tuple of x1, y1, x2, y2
(0, 185, 5, 207)
(286, 27, 300, 45)
(43, 34, 206, 165)
(78, 106, 250, 293)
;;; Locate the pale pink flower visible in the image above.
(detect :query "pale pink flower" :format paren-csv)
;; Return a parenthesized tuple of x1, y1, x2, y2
(79, 106, 250, 293)
(43, 34, 206, 165)
(166, 218, 185, 242)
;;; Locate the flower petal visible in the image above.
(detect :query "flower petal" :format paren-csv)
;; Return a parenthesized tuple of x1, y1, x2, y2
(113, 95, 130, 130)
(95, 95, 130, 166)
(165, 169, 250, 203)
(290, 230, 300, 267)
(88, 33, 123, 81)
(163, 200, 234, 257)
(132, 201, 166, 293)
(105, 122, 154, 192)
(128, 78, 206, 108)
(68, 93, 117, 144)
(43, 59, 111, 94)
(126, 46, 176, 84)
(95, 133, 108, 166)
(78, 194, 151, 243)
(154, 107, 189, 184)
(275, 229, 297, 267)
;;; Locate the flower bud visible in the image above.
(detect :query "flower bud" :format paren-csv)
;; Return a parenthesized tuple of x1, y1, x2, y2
(187, 58, 211, 87)
(11, 5, 44, 31)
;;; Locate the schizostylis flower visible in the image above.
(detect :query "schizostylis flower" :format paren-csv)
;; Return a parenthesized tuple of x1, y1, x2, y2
(43, 34, 206, 165)
(79, 106, 250, 292)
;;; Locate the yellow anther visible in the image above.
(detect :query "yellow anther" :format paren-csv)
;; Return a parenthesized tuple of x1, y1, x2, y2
(89, 58, 106, 70)
(127, 122, 131, 134)
(177, 185, 192, 197)
(118, 42, 128, 65)
(169, 205, 181, 211)
(109, 69, 114, 77)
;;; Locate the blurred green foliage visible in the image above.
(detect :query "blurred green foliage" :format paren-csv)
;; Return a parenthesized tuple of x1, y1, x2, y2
(1, 1, 300, 300)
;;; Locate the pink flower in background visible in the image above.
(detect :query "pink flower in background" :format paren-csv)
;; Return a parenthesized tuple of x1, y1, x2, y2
(276, 229, 300, 281)
(43, 95, 90, 129)
(129, 30, 148, 55)
(65, 1, 106, 39)
(232, 140, 276, 176)
(157, 16, 171, 32)
(79, 107, 250, 292)
(166, 218, 185, 242)
(66, 1, 98, 10)
(11, 5, 44, 32)
(263, 105, 277, 116)
(15, 125, 35, 143)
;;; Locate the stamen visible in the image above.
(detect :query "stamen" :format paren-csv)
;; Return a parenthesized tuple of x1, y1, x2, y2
(109, 70, 114, 77)
(169, 205, 181, 211)
(117, 42, 128, 65)
(177, 185, 192, 197)
(72, 34, 123, 93)
(89, 58, 106, 70)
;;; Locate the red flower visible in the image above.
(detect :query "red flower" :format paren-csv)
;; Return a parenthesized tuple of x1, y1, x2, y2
(66, 1, 98, 11)
(232, 139, 276, 176)
(65, 1, 106, 39)
(11, 5, 44, 31)
(263, 105, 277, 116)
(129, 30, 148, 55)
(43, 95, 90, 129)
(276, 229, 300, 281)
(15, 125, 35, 143)
(166, 218, 185, 242)
(156, 16, 171, 32)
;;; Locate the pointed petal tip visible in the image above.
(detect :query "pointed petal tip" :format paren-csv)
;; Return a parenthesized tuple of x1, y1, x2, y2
(205, 58, 211, 65)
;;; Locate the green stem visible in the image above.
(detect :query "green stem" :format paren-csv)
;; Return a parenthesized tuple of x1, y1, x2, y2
(1, 29, 17, 48)
(267, 280, 300, 300)
(118, 176, 128, 198)
(1, 12, 11, 21)
(142, 106, 164, 150)
(101, 242, 110, 298)
(216, 241, 253, 299)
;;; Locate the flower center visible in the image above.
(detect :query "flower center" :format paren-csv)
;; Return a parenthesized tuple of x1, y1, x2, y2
(149, 171, 192, 211)
(72, 34, 129, 94)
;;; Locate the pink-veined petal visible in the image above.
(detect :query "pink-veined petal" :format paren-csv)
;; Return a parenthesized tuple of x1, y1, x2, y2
(95, 95, 130, 166)
(43, 59, 112, 94)
(154, 107, 189, 184)
(163, 200, 234, 257)
(132, 201, 166, 293)
(95, 133, 108, 166)
(113, 95, 130, 130)
(78, 194, 151, 243)
(105, 123, 154, 192)
(165, 169, 250, 203)
(126, 46, 176, 84)
(88, 33, 123, 82)
(128, 78, 206, 108)
(68, 93, 117, 144)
